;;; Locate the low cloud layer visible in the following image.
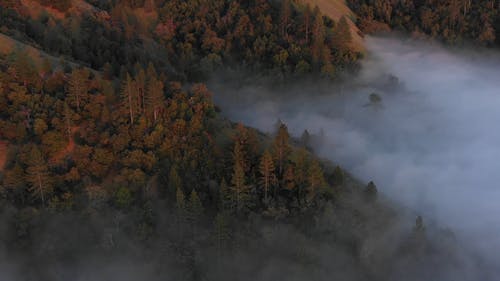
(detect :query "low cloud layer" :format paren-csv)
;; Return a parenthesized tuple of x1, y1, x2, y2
(212, 36, 500, 274)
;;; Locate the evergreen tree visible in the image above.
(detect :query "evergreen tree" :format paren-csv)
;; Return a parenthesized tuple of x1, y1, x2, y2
(219, 178, 232, 212)
(280, 0, 292, 40)
(25, 146, 52, 206)
(68, 68, 88, 112)
(333, 16, 353, 51)
(168, 165, 182, 198)
(307, 159, 326, 202)
(258, 150, 275, 202)
(311, 7, 325, 64)
(365, 181, 378, 202)
(273, 123, 291, 177)
(121, 73, 137, 124)
(230, 161, 250, 213)
(146, 77, 164, 122)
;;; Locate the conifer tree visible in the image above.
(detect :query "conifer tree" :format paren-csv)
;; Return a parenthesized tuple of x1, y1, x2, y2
(333, 16, 353, 51)
(311, 7, 325, 64)
(259, 150, 275, 202)
(230, 161, 250, 213)
(273, 123, 291, 177)
(121, 73, 136, 124)
(26, 146, 52, 207)
(219, 178, 232, 211)
(280, 0, 291, 40)
(365, 181, 378, 202)
(307, 159, 326, 202)
(68, 69, 88, 112)
(146, 77, 165, 122)
(63, 102, 73, 142)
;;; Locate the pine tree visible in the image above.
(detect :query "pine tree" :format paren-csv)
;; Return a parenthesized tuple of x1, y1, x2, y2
(219, 178, 232, 211)
(176, 186, 187, 227)
(307, 159, 326, 202)
(311, 7, 325, 64)
(135, 66, 146, 114)
(333, 16, 353, 51)
(300, 129, 311, 150)
(230, 161, 250, 213)
(146, 77, 165, 122)
(63, 102, 73, 142)
(25, 147, 53, 206)
(294, 148, 309, 203)
(232, 141, 246, 173)
(259, 150, 275, 202)
(168, 165, 182, 198)
(302, 4, 312, 43)
(273, 123, 291, 177)
(280, 0, 291, 40)
(3, 164, 27, 203)
(365, 181, 378, 202)
(68, 69, 88, 112)
(121, 73, 137, 124)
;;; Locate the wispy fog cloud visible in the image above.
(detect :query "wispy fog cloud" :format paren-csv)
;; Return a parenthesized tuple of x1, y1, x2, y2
(212, 36, 500, 274)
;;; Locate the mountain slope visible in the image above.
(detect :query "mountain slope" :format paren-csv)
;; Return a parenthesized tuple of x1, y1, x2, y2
(303, 0, 365, 51)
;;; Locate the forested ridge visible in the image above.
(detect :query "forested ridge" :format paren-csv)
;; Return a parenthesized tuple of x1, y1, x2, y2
(0, 0, 481, 280)
(348, 0, 500, 46)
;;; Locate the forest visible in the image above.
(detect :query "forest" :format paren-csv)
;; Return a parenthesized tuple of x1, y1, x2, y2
(0, 0, 490, 280)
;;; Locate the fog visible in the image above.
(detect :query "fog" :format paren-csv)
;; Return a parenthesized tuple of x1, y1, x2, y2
(212, 36, 500, 275)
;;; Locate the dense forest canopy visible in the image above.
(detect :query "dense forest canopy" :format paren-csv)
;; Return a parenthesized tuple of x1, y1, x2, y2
(348, 0, 500, 45)
(0, 0, 493, 280)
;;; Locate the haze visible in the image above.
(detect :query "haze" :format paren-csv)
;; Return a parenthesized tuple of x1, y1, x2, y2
(213, 36, 500, 274)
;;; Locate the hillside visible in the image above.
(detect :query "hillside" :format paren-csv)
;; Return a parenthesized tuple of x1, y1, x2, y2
(304, 0, 365, 52)
(0, 1, 477, 281)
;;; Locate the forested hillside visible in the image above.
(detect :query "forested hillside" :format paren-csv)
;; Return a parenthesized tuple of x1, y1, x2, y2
(0, 0, 479, 280)
(348, 0, 499, 45)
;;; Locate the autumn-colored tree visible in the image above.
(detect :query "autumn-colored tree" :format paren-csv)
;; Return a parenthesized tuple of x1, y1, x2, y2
(311, 7, 325, 64)
(280, 0, 292, 40)
(146, 77, 165, 122)
(306, 159, 326, 202)
(68, 68, 89, 112)
(333, 16, 353, 52)
(230, 160, 250, 213)
(273, 123, 291, 177)
(258, 150, 275, 202)
(25, 146, 53, 206)
(121, 73, 137, 124)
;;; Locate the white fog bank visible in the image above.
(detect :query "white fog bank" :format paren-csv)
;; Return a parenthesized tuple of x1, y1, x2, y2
(212, 37, 500, 274)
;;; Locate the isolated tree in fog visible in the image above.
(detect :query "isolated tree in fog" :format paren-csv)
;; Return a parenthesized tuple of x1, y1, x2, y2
(365, 181, 378, 202)
(259, 149, 275, 202)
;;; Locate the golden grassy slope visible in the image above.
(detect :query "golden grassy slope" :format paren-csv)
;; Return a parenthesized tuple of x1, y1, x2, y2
(301, 0, 365, 52)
